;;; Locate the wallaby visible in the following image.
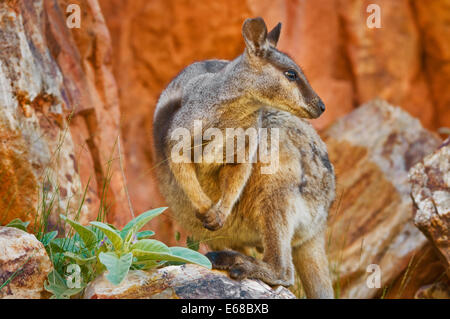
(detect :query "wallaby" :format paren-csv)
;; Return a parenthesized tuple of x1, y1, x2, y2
(153, 17, 335, 298)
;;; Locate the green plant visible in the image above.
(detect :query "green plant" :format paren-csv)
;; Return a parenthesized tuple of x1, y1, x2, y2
(43, 207, 211, 297)
(5, 218, 30, 232)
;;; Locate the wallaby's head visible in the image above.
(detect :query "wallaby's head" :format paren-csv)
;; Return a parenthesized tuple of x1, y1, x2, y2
(241, 17, 325, 119)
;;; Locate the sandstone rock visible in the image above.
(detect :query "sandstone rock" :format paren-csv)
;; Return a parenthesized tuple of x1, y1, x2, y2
(382, 243, 447, 298)
(413, 0, 450, 130)
(0, 0, 128, 228)
(0, 227, 52, 299)
(339, 0, 436, 129)
(415, 281, 450, 299)
(409, 138, 450, 277)
(84, 264, 295, 299)
(322, 99, 442, 298)
(0, 0, 89, 227)
(52, 0, 129, 226)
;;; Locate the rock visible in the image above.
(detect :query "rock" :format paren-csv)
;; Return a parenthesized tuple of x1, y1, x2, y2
(415, 281, 450, 299)
(52, 0, 130, 226)
(0, 227, 52, 299)
(0, 0, 128, 228)
(322, 99, 442, 298)
(338, 0, 436, 129)
(381, 243, 447, 298)
(409, 138, 450, 277)
(0, 0, 88, 227)
(413, 0, 450, 130)
(84, 264, 295, 299)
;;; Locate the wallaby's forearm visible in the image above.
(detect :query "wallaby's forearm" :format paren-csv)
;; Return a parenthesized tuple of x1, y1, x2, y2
(170, 160, 253, 217)
(169, 161, 212, 213)
(216, 130, 258, 214)
(217, 162, 253, 212)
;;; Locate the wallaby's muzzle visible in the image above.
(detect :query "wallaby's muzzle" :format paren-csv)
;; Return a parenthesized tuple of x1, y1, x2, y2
(302, 97, 326, 119)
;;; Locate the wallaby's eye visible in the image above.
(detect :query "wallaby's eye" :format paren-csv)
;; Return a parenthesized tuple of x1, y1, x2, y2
(284, 69, 298, 81)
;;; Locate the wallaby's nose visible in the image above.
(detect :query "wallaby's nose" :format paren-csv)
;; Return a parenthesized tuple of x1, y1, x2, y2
(318, 99, 326, 113)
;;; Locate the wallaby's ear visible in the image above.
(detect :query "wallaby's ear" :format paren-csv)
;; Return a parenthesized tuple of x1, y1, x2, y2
(242, 17, 268, 54)
(267, 22, 282, 47)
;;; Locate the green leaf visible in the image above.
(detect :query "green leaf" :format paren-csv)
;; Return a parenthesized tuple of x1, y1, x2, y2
(131, 246, 211, 269)
(44, 270, 84, 299)
(40, 231, 58, 247)
(63, 252, 96, 265)
(50, 237, 81, 254)
(60, 215, 97, 250)
(132, 249, 173, 261)
(88, 225, 106, 241)
(98, 252, 133, 286)
(90, 221, 123, 251)
(48, 252, 65, 269)
(136, 230, 155, 240)
(6, 218, 30, 231)
(132, 259, 160, 270)
(120, 207, 167, 240)
(168, 247, 212, 269)
(106, 223, 119, 231)
(131, 239, 170, 254)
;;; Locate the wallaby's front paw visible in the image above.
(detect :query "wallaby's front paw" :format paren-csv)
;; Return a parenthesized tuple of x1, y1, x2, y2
(196, 204, 228, 231)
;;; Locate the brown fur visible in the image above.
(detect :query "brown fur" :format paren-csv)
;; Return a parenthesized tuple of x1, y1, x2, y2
(153, 18, 336, 298)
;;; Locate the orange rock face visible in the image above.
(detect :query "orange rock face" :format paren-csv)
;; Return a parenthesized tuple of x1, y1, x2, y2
(52, 0, 130, 226)
(0, 0, 128, 228)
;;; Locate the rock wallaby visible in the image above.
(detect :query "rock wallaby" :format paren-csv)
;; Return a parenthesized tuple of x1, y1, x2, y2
(153, 17, 336, 298)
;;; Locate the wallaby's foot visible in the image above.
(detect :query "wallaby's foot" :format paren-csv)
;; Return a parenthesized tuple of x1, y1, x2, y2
(196, 203, 228, 231)
(206, 250, 293, 287)
(206, 250, 260, 281)
(206, 250, 244, 271)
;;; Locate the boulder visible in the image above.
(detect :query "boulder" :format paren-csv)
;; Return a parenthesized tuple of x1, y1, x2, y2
(384, 138, 449, 299)
(381, 243, 447, 298)
(409, 138, 450, 277)
(415, 281, 450, 299)
(322, 99, 442, 298)
(84, 264, 295, 299)
(0, 227, 52, 299)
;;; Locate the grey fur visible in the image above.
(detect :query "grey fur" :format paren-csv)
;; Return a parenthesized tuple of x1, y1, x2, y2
(153, 17, 335, 298)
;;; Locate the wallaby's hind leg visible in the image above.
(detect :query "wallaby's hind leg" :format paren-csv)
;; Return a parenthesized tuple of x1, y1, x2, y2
(293, 231, 334, 298)
(206, 205, 295, 287)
